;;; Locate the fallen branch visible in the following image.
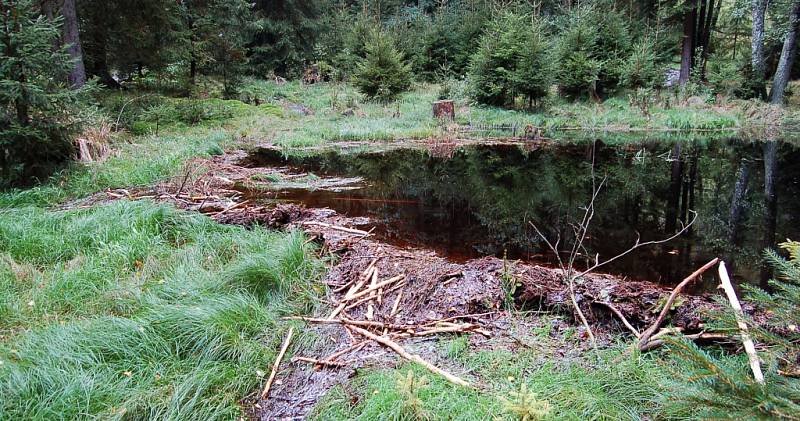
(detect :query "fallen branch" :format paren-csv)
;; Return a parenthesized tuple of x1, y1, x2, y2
(366, 268, 378, 320)
(292, 356, 351, 367)
(593, 301, 639, 338)
(346, 274, 405, 301)
(301, 221, 371, 236)
(638, 258, 719, 351)
(261, 327, 294, 399)
(345, 281, 405, 310)
(348, 325, 471, 387)
(718, 261, 764, 384)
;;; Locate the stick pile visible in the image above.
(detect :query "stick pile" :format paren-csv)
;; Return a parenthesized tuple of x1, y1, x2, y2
(281, 257, 489, 390)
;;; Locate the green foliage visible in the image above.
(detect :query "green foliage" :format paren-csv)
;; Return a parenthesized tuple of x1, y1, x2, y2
(553, 4, 632, 98)
(352, 30, 412, 102)
(500, 383, 551, 421)
(249, 0, 328, 77)
(468, 13, 551, 107)
(665, 241, 800, 419)
(620, 38, 664, 90)
(0, 0, 90, 187)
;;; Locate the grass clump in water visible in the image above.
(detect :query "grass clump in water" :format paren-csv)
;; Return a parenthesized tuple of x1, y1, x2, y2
(0, 200, 323, 420)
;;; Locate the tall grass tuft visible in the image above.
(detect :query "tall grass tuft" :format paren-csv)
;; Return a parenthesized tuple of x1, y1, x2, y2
(0, 200, 322, 420)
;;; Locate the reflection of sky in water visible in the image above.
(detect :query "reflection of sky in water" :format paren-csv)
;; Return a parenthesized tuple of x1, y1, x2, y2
(246, 140, 800, 291)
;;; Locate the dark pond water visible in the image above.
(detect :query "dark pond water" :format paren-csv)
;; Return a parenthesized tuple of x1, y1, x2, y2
(245, 139, 800, 290)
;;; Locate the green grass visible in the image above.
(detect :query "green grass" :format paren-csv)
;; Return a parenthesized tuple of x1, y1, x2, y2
(0, 200, 324, 420)
(310, 344, 674, 421)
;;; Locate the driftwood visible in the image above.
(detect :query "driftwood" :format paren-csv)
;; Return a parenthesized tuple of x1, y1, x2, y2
(718, 261, 765, 384)
(638, 258, 719, 351)
(348, 325, 470, 387)
(261, 327, 294, 399)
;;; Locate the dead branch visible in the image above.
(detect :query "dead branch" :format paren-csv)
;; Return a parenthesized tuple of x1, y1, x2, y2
(638, 258, 719, 351)
(346, 274, 405, 301)
(348, 325, 471, 387)
(718, 261, 765, 384)
(366, 267, 378, 320)
(345, 281, 405, 310)
(301, 221, 371, 236)
(261, 327, 294, 399)
(592, 301, 639, 337)
(292, 356, 351, 367)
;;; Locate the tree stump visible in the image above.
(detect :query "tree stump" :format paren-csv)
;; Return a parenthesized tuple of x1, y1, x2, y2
(432, 100, 455, 121)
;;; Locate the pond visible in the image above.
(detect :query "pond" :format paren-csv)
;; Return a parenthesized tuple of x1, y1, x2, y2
(244, 138, 800, 291)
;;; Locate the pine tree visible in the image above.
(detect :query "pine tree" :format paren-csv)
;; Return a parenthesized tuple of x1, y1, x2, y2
(1, 0, 88, 187)
(665, 241, 800, 419)
(352, 30, 412, 102)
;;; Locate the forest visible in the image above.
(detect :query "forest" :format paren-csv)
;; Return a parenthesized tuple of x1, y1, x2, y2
(1, 0, 799, 419)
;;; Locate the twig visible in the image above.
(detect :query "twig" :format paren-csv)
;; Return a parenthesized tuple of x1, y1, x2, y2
(345, 281, 405, 310)
(366, 268, 378, 320)
(346, 274, 405, 301)
(261, 327, 294, 399)
(638, 258, 719, 351)
(292, 356, 351, 367)
(593, 301, 639, 338)
(718, 261, 764, 384)
(348, 325, 471, 387)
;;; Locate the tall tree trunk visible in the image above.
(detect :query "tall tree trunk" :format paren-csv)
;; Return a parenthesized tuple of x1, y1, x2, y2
(751, 0, 768, 99)
(679, 0, 697, 85)
(83, 5, 119, 89)
(61, 0, 85, 87)
(728, 157, 752, 244)
(699, 0, 719, 76)
(760, 140, 778, 288)
(770, 0, 800, 105)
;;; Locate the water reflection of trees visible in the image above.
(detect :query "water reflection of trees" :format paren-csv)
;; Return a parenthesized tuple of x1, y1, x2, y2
(300, 140, 799, 285)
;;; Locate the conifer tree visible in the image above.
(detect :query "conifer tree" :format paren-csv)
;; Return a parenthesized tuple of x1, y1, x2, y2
(352, 30, 412, 102)
(1, 0, 88, 186)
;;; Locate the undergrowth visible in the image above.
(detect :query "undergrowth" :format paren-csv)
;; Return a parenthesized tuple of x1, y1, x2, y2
(0, 200, 324, 419)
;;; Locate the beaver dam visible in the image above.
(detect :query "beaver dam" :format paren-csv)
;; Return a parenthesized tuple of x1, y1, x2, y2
(86, 138, 798, 419)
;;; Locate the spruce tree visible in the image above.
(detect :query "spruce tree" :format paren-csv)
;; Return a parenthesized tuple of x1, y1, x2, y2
(352, 30, 412, 102)
(665, 241, 800, 419)
(1, 0, 88, 187)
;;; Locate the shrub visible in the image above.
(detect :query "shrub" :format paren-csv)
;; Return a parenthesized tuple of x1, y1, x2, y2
(352, 30, 412, 102)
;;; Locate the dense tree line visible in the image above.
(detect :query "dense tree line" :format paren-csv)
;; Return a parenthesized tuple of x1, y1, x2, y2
(2, 0, 800, 186)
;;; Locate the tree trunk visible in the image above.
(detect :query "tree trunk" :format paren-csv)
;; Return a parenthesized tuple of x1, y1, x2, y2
(751, 0, 768, 99)
(679, 0, 697, 85)
(760, 140, 778, 289)
(666, 144, 683, 233)
(728, 157, 752, 244)
(83, 5, 119, 89)
(769, 0, 800, 105)
(61, 0, 85, 87)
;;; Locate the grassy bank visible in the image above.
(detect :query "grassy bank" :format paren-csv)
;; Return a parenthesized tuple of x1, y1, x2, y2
(0, 201, 323, 419)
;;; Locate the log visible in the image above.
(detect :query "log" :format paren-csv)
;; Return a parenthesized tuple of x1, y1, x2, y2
(348, 325, 471, 387)
(718, 261, 765, 384)
(432, 100, 455, 121)
(261, 327, 294, 399)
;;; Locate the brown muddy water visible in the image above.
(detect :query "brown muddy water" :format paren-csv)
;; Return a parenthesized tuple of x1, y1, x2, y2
(242, 139, 800, 291)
